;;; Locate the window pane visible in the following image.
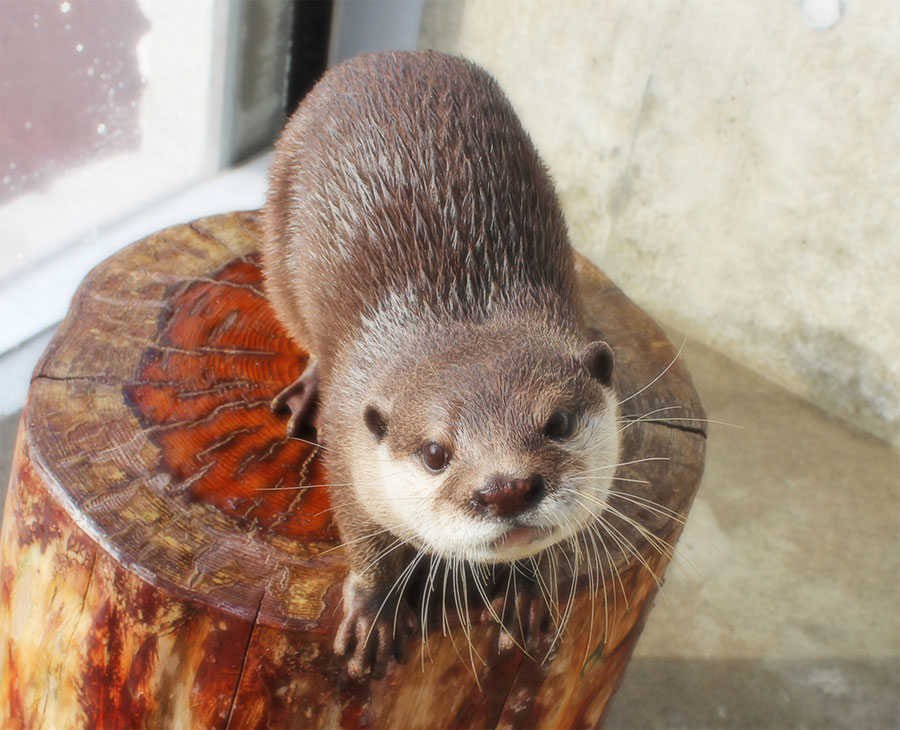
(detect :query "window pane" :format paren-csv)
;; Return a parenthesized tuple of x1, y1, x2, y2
(0, 0, 226, 283)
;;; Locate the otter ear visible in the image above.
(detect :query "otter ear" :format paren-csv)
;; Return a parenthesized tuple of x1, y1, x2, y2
(363, 405, 388, 442)
(581, 341, 615, 386)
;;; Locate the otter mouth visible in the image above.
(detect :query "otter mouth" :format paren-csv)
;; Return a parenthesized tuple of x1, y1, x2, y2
(492, 525, 555, 550)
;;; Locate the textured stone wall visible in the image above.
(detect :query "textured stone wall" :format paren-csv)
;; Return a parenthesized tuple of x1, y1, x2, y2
(420, 0, 900, 445)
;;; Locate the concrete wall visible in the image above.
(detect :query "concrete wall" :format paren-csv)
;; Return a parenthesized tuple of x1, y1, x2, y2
(419, 0, 900, 445)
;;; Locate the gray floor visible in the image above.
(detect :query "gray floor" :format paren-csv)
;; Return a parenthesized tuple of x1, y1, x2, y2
(604, 338, 900, 729)
(2, 338, 898, 728)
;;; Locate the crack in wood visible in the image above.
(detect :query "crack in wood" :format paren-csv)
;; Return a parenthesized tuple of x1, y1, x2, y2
(223, 592, 264, 730)
(643, 419, 708, 437)
(63, 547, 98, 666)
(194, 426, 260, 461)
(147, 400, 270, 435)
(187, 220, 258, 265)
(126, 337, 287, 358)
(165, 461, 215, 497)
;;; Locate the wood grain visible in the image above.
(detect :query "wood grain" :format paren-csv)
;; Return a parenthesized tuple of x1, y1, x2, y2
(0, 211, 705, 728)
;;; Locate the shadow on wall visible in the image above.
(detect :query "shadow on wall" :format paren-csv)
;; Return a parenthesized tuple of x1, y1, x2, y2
(605, 656, 900, 729)
(787, 325, 899, 446)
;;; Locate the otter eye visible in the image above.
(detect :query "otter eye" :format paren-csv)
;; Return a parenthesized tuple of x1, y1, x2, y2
(544, 410, 575, 441)
(421, 441, 451, 473)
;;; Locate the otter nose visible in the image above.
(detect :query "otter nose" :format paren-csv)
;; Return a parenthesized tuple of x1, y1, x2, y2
(472, 474, 546, 518)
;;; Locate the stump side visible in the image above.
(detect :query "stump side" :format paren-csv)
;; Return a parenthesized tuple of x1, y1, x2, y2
(0, 210, 706, 728)
(0, 429, 255, 730)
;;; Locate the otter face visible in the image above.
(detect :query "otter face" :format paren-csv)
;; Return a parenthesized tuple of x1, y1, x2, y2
(352, 339, 621, 564)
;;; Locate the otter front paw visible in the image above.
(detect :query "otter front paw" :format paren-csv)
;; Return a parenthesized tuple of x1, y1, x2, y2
(481, 570, 553, 654)
(334, 572, 417, 679)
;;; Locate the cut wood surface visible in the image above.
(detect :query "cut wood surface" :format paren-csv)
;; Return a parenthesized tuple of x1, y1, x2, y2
(0, 211, 706, 729)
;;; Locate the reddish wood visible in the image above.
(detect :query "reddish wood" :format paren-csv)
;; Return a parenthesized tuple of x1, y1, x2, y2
(0, 211, 705, 728)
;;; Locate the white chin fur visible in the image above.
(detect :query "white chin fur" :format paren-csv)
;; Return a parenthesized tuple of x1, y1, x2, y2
(361, 401, 620, 564)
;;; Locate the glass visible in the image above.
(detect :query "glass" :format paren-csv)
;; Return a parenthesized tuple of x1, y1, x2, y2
(0, 0, 227, 286)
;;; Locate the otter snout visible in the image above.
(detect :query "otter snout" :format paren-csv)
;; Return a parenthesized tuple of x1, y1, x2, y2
(472, 474, 546, 518)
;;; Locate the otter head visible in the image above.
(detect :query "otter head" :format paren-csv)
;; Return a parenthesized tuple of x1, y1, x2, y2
(352, 330, 621, 564)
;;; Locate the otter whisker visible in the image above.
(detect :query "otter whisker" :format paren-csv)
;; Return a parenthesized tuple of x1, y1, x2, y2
(419, 555, 442, 669)
(621, 405, 684, 419)
(603, 498, 702, 581)
(577, 487, 684, 558)
(581, 493, 675, 564)
(581, 495, 660, 564)
(570, 475, 651, 486)
(257, 466, 412, 492)
(360, 537, 410, 577)
(362, 496, 436, 501)
(531, 515, 565, 623)
(618, 339, 685, 406)
(450, 561, 471, 645)
(547, 542, 562, 624)
(485, 561, 534, 658)
(572, 456, 669, 475)
(535, 535, 578, 660)
(437, 562, 478, 685)
(440, 560, 452, 638)
(471, 562, 504, 631)
(530, 554, 555, 642)
(611, 476, 653, 485)
(553, 536, 580, 641)
(545, 535, 580, 662)
(621, 414, 741, 429)
(544, 521, 565, 625)
(255, 482, 354, 491)
(587, 521, 629, 612)
(612, 405, 685, 437)
(362, 545, 425, 654)
(589, 488, 706, 582)
(581, 487, 688, 525)
(583, 526, 611, 649)
(392, 548, 426, 642)
(584, 518, 623, 616)
(603, 414, 671, 446)
(577, 501, 641, 607)
(593, 510, 664, 590)
(508, 564, 527, 651)
(316, 525, 402, 557)
(453, 559, 485, 681)
(579, 531, 597, 666)
(287, 436, 334, 452)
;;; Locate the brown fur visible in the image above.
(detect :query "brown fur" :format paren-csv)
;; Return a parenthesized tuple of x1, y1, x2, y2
(262, 51, 618, 677)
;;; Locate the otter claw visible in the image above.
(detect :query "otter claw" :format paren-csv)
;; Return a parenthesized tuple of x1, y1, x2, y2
(482, 573, 552, 654)
(335, 575, 416, 679)
(497, 590, 551, 653)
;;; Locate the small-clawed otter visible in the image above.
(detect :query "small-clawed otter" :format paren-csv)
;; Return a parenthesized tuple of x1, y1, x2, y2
(262, 50, 620, 678)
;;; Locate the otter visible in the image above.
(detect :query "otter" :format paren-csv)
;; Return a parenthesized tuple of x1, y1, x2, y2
(261, 50, 620, 678)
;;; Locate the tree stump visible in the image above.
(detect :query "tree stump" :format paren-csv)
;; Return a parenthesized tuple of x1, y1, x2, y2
(0, 211, 705, 729)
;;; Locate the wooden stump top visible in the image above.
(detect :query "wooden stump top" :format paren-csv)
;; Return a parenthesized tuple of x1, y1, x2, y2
(26, 210, 704, 627)
(5, 210, 706, 727)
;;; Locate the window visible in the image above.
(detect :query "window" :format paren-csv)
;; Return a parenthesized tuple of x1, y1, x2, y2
(0, 0, 306, 413)
(0, 0, 421, 415)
